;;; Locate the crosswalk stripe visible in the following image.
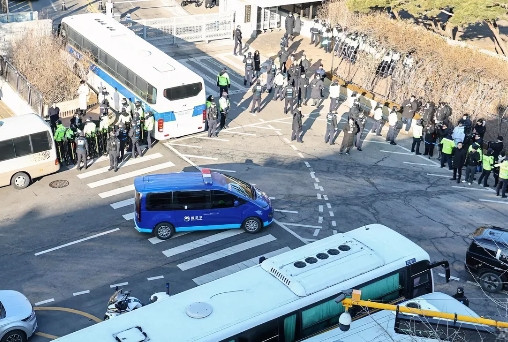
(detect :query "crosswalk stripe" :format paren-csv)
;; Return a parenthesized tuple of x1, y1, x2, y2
(177, 234, 277, 271)
(77, 153, 163, 179)
(123, 212, 134, 220)
(162, 230, 243, 258)
(148, 232, 190, 244)
(87, 161, 175, 188)
(192, 247, 291, 285)
(110, 198, 134, 209)
(99, 184, 134, 199)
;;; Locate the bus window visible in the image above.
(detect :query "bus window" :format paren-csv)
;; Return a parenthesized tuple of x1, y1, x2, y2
(146, 192, 173, 211)
(30, 131, 52, 153)
(163, 82, 202, 101)
(359, 272, 402, 303)
(283, 314, 297, 342)
(211, 190, 237, 209)
(0, 139, 15, 161)
(172, 191, 210, 210)
(301, 299, 344, 337)
(13, 136, 32, 157)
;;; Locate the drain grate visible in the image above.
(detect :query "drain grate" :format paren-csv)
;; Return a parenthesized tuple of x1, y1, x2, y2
(49, 180, 69, 188)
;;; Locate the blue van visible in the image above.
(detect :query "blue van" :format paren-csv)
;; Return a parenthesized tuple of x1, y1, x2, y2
(133, 169, 274, 239)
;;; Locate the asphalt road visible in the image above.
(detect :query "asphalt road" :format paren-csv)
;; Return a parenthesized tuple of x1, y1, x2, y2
(1, 44, 508, 341)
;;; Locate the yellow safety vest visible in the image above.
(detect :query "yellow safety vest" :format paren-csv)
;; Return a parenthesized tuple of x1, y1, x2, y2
(441, 138, 455, 155)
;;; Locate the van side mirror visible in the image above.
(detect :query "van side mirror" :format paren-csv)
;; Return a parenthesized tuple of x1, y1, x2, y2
(234, 200, 239, 207)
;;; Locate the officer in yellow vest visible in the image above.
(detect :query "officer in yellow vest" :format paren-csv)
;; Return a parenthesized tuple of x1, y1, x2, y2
(217, 67, 230, 96)
(440, 134, 455, 170)
(478, 148, 494, 187)
(495, 158, 508, 198)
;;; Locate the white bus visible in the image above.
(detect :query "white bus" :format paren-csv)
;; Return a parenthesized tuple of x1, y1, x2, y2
(60, 13, 207, 140)
(55, 224, 450, 342)
(0, 114, 60, 189)
(301, 292, 497, 342)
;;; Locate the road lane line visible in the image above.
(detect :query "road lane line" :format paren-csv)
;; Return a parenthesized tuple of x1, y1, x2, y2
(192, 247, 291, 285)
(73, 290, 90, 296)
(35, 298, 55, 306)
(403, 161, 439, 167)
(147, 275, 164, 281)
(283, 137, 291, 143)
(332, 221, 336, 226)
(182, 154, 218, 160)
(164, 143, 200, 171)
(123, 212, 134, 220)
(319, 205, 323, 212)
(318, 216, 323, 223)
(110, 198, 134, 209)
(298, 152, 305, 158)
(279, 222, 323, 228)
(178, 235, 277, 271)
(148, 232, 190, 244)
(162, 230, 243, 257)
(326, 203, 331, 208)
(87, 161, 175, 188)
(479, 199, 508, 204)
(380, 150, 414, 156)
(452, 186, 494, 192)
(304, 161, 311, 167)
(274, 209, 298, 213)
(77, 153, 163, 179)
(329, 211, 334, 217)
(323, 195, 328, 200)
(196, 136, 230, 142)
(313, 229, 320, 237)
(168, 143, 202, 149)
(427, 173, 450, 178)
(290, 145, 298, 151)
(208, 168, 237, 173)
(317, 193, 322, 199)
(99, 184, 134, 198)
(35, 228, 120, 256)
(110, 282, 128, 288)
(220, 130, 256, 136)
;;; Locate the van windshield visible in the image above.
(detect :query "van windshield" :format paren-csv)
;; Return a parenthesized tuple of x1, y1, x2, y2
(223, 175, 255, 200)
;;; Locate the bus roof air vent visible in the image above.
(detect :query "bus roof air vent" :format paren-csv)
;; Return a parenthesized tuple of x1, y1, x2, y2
(154, 63, 175, 73)
(260, 233, 384, 297)
(186, 302, 213, 319)
(112, 326, 149, 342)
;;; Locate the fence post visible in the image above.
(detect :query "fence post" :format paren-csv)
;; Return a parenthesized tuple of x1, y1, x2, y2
(27, 84, 31, 105)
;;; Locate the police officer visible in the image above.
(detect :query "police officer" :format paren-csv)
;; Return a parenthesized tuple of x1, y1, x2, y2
(207, 96, 219, 137)
(250, 80, 263, 113)
(53, 120, 67, 163)
(355, 111, 367, 151)
(99, 112, 109, 155)
(295, 73, 308, 107)
(107, 131, 121, 172)
(310, 18, 322, 46)
(273, 70, 286, 101)
(83, 117, 97, 158)
(64, 126, 75, 165)
(70, 111, 83, 132)
(144, 111, 155, 149)
(75, 131, 89, 171)
(291, 109, 303, 143)
(265, 58, 276, 93)
(99, 99, 109, 117)
(371, 102, 384, 136)
(329, 79, 340, 112)
(121, 97, 131, 116)
(233, 25, 242, 56)
(243, 52, 254, 86)
(217, 67, 231, 96)
(219, 92, 230, 129)
(118, 107, 132, 130)
(309, 74, 324, 106)
(129, 115, 143, 158)
(134, 100, 145, 143)
(324, 111, 338, 145)
(284, 81, 296, 114)
(478, 148, 494, 187)
(117, 123, 128, 161)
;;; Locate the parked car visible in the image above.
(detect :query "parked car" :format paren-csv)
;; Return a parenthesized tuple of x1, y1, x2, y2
(465, 226, 508, 293)
(0, 290, 37, 342)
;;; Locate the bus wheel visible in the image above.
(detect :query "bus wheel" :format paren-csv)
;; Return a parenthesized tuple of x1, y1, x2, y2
(11, 172, 31, 190)
(154, 222, 174, 240)
(242, 217, 262, 234)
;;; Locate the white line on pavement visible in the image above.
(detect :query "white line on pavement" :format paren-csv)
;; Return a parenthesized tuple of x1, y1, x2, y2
(73, 290, 90, 296)
(274, 209, 299, 214)
(427, 173, 451, 178)
(326, 203, 331, 208)
(147, 275, 164, 281)
(77, 153, 163, 179)
(273, 219, 309, 244)
(87, 161, 175, 188)
(323, 195, 328, 200)
(192, 247, 291, 285)
(269, 197, 276, 200)
(110, 198, 134, 209)
(314, 183, 319, 189)
(220, 130, 256, 136)
(403, 161, 439, 167)
(304, 161, 311, 167)
(123, 212, 134, 220)
(395, 143, 441, 166)
(332, 221, 336, 227)
(310, 171, 316, 178)
(298, 152, 305, 158)
(148, 232, 190, 244)
(35, 228, 120, 256)
(438, 273, 460, 281)
(208, 168, 237, 173)
(99, 184, 134, 198)
(178, 235, 277, 271)
(279, 222, 323, 229)
(163, 143, 200, 171)
(319, 186, 324, 191)
(329, 211, 334, 217)
(319, 205, 323, 212)
(196, 136, 230, 142)
(315, 178, 320, 183)
(333, 230, 338, 234)
(479, 199, 508, 204)
(313, 229, 320, 237)
(452, 186, 495, 192)
(283, 137, 290, 143)
(168, 143, 202, 149)
(318, 216, 323, 223)
(317, 193, 322, 199)
(275, 131, 283, 136)
(110, 282, 128, 288)
(35, 298, 55, 306)
(182, 154, 218, 160)
(290, 145, 298, 151)
(162, 230, 243, 258)
(380, 150, 414, 156)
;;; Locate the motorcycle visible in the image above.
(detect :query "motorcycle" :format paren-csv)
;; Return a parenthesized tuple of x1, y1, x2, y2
(104, 287, 143, 320)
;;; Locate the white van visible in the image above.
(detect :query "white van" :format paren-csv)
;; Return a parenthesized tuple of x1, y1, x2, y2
(0, 114, 60, 189)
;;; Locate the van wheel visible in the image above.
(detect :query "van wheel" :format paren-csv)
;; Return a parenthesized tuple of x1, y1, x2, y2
(242, 217, 262, 233)
(154, 222, 174, 240)
(480, 271, 504, 293)
(1, 330, 27, 342)
(11, 172, 30, 190)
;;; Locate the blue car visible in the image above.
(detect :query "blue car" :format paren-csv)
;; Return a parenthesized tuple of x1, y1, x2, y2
(133, 169, 274, 239)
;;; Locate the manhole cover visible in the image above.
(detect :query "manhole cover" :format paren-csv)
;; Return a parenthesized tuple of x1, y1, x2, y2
(49, 180, 69, 188)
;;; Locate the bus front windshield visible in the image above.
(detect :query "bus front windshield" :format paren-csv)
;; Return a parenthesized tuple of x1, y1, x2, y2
(223, 175, 255, 200)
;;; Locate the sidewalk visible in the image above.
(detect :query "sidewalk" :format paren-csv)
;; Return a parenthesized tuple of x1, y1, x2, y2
(0, 99, 15, 119)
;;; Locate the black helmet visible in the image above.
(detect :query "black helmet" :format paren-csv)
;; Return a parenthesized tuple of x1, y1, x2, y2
(57, 119, 62, 125)
(248, 52, 252, 57)
(207, 95, 214, 101)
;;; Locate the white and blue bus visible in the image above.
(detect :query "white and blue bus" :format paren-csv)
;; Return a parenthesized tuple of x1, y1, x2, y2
(60, 13, 207, 140)
(54, 224, 450, 342)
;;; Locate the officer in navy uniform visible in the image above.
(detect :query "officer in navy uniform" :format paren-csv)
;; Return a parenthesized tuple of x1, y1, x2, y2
(291, 109, 304, 143)
(75, 131, 89, 171)
(265, 57, 276, 93)
(233, 25, 243, 56)
(284, 82, 296, 114)
(129, 115, 143, 158)
(250, 80, 263, 113)
(107, 131, 120, 172)
(243, 52, 254, 86)
(207, 96, 219, 137)
(117, 123, 128, 161)
(324, 111, 338, 145)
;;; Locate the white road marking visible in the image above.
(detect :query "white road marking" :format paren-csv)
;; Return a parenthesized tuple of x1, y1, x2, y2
(403, 161, 439, 167)
(148, 232, 190, 244)
(323, 195, 328, 200)
(466, 280, 480, 287)
(259, 118, 265, 122)
(427, 173, 450, 178)
(35, 228, 120, 256)
(87, 161, 175, 188)
(319, 205, 323, 212)
(147, 275, 164, 281)
(99, 184, 134, 198)
(298, 152, 305, 158)
(332, 221, 336, 227)
(304, 161, 311, 167)
(220, 130, 256, 136)
(315, 178, 320, 183)
(318, 216, 323, 223)
(250, 125, 281, 131)
(452, 186, 494, 192)
(49, 0, 57, 11)
(314, 183, 319, 189)
(178, 235, 277, 271)
(479, 199, 508, 204)
(319, 186, 324, 191)
(273, 219, 309, 244)
(162, 230, 243, 257)
(438, 273, 460, 281)
(313, 229, 320, 237)
(208, 168, 237, 173)
(73, 290, 90, 296)
(123, 212, 134, 220)
(275, 131, 283, 136)
(168, 143, 202, 149)
(193, 247, 290, 285)
(329, 211, 334, 217)
(110, 282, 128, 288)
(164, 143, 200, 171)
(182, 154, 218, 160)
(290, 145, 298, 151)
(279, 222, 323, 229)
(332, 230, 338, 235)
(310, 171, 316, 178)
(326, 203, 331, 209)
(35, 298, 55, 306)
(283, 137, 291, 144)
(274, 209, 299, 213)
(269, 197, 276, 199)
(380, 150, 414, 156)
(110, 198, 134, 209)
(196, 136, 230, 142)
(317, 193, 322, 199)
(77, 153, 163, 179)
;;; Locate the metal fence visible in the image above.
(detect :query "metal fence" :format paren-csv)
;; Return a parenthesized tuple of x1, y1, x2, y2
(1, 58, 44, 116)
(129, 12, 234, 45)
(0, 11, 38, 23)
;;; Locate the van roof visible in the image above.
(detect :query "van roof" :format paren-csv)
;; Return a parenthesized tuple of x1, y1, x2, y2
(134, 171, 226, 192)
(0, 114, 49, 140)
